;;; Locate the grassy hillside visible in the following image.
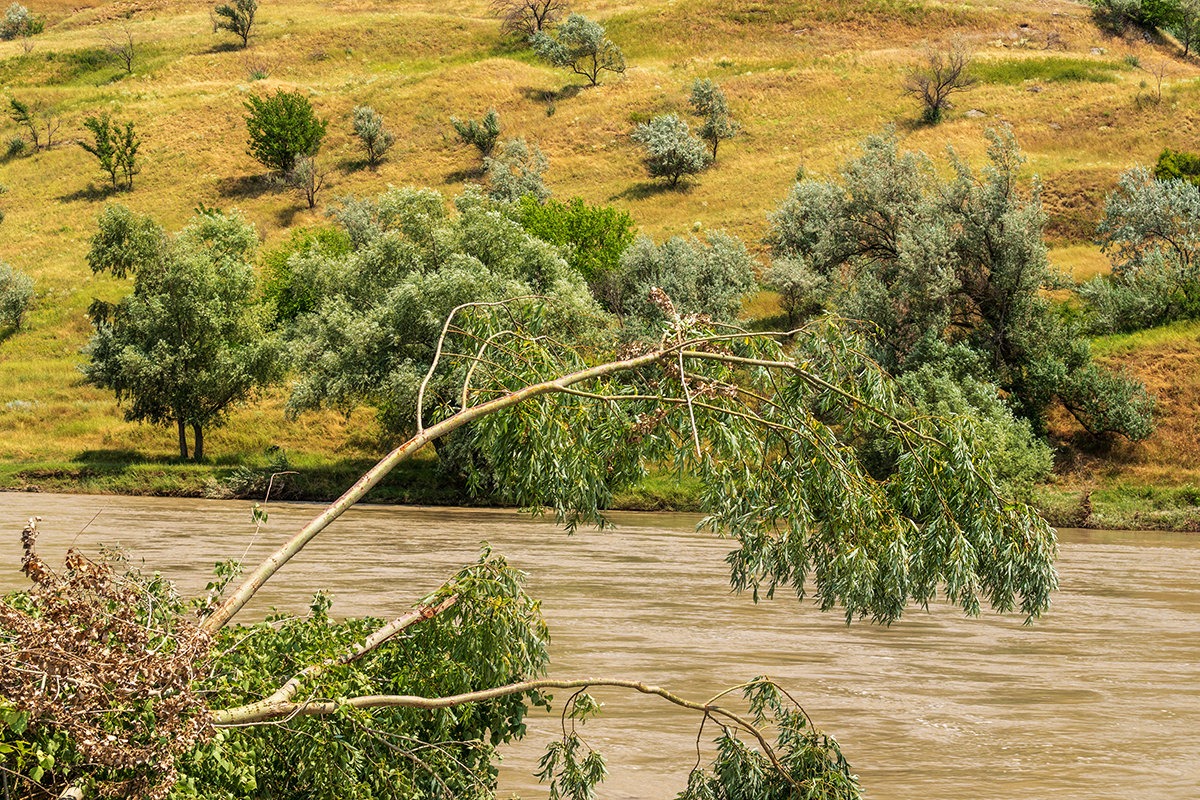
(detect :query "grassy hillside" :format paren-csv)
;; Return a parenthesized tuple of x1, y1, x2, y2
(2, 0, 1200, 522)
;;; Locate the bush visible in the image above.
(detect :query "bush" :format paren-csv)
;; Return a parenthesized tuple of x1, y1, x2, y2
(244, 90, 327, 174)
(451, 109, 501, 158)
(531, 14, 624, 86)
(1154, 148, 1200, 187)
(482, 137, 550, 203)
(0, 3, 42, 40)
(631, 113, 710, 188)
(0, 261, 34, 329)
(3, 135, 25, 160)
(515, 195, 635, 289)
(351, 104, 395, 167)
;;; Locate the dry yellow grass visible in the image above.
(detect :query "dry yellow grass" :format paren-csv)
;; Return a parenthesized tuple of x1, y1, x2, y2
(1, 0, 1198, 466)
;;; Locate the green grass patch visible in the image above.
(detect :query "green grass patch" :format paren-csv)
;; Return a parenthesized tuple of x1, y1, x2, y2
(1090, 319, 1200, 356)
(973, 56, 1125, 85)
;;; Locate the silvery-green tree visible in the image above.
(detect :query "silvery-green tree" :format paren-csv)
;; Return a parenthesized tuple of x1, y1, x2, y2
(688, 78, 740, 161)
(351, 104, 395, 167)
(283, 186, 599, 436)
(769, 127, 1154, 440)
(631, 113, 711, 187)
(531, 14, 624, 86)
(0, 2, 41, 40)
(81, 206, 284, 460)
(607, 231, 757, 334)
(1079, 167, 1200, 333)
(482, 136, 550, 203)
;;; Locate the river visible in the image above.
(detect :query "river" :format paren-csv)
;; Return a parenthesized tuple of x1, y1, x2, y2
(1, 493, 1197, 799)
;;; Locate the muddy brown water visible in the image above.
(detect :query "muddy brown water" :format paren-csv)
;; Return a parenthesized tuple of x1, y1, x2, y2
(1, 493, 1197, 799)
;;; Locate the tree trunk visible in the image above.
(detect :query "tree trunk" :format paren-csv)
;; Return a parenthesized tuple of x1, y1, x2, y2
(192, 423, 204, 461)
(176, 417, 189, 460)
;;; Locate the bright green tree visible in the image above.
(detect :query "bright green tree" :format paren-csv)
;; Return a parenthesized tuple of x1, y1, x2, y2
(79, 114, 140, 191)
(81, 205, 285, 460)
(243, 89, 326, 174)
(515, 194, 635, 290)
(531, 14, 625, 86)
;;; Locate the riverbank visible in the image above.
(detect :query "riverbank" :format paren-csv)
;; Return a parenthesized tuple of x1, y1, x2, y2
(3, 458, 1198, 532)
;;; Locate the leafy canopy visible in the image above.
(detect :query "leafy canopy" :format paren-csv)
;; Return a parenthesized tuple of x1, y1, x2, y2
(81, 206, 285, 460)
(243, 89, 327, 174)
(531, 14, 625, 86)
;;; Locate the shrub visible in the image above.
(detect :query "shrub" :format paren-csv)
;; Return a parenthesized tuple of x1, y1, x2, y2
(8, 96, 59, 151)
(631, 113, 710, 188)
(274, 154, 325, 209)
(244, 89, 327, 174)
(3, 135, 25, 160)
(451, 109, 501, 158)
(902, 37, 976, 124)
(0, 261, 34, 329)
(214, 0, 257, 48)
(531, 14, 624, 86)
(515, 195, 635, 289)
(483, 137, 550, 203)
(491, 0, 567, 36)
(1154, 148, 1200, 187)
(0, 3, 42, 41)
(351, 104, 395, 167)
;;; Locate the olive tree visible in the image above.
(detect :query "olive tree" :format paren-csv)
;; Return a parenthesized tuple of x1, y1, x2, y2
(482, 136, 550, 203)
(631, 113, 711, 187)
(451, 108, 501, 159)
(606, 231, 757, 333)
(81, 206, 285, 460)
(769, 127, 1154, 440)
(282, 186, 599, 436)
(1080, 167, 1200, 332)
(531, 14, 625, 86)
(243, 89, 326, 174)
(213, 0, 257, 48)
(4, 293, 1059, 798)
(689, 78, 740, 161)
(351, 104, 395, 167)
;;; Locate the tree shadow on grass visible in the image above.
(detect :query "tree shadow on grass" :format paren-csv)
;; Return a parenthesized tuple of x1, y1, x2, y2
(207, 42, 244, 55)
(57, 183, 121, 203)
(216, 174, 274, 200)
(72, 449, 147, 465)
(610, 180, 689, 201)
(520, 83, 583, 106)
(444, 166, 485, 185)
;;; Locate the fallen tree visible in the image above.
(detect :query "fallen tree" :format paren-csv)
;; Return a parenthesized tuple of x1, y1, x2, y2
(0, 297, 1057, 799)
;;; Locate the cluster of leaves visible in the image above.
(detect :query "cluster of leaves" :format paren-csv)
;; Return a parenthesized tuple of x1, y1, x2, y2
(1089, 0, 1200, 51)
(1080, 166, 1200, 333)
(451, 109, 501, 159)
(767, 127, 1154, 441)
(531, 14, 625, 86)
(174, 550, 551, 799)
(482, 136, 550, 203)
(259, 225, 353, 323)
(0, 2, 42, 41)
(0, 260, 34, 329)
(81, 206, 285, 460)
